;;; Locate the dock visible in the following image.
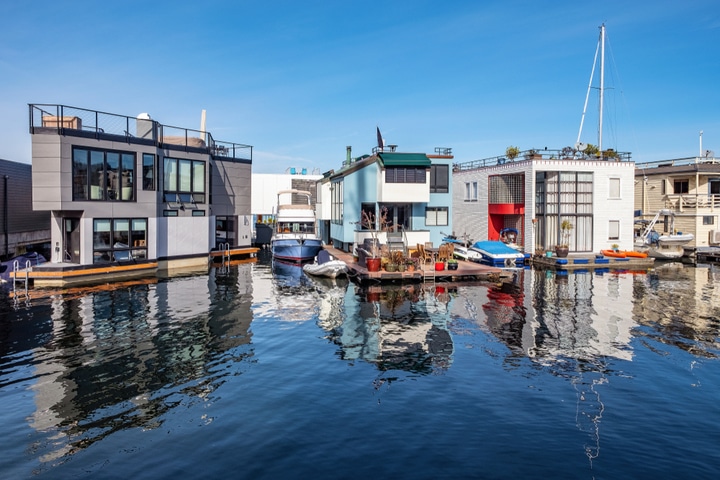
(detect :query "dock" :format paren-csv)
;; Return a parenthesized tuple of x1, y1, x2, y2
(323, 246, 505, 283)
(530, 253, 655, 271)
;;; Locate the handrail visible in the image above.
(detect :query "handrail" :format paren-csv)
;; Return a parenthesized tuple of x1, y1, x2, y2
(29, 103, 253, 161)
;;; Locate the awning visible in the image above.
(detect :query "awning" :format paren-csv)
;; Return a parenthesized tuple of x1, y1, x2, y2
(378, 152, 431, 167)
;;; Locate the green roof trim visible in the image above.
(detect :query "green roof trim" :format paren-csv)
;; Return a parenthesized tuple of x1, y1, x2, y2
(378, 152, 431, 167)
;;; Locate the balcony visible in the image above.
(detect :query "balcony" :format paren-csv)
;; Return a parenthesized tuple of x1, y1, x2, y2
(665, 194, 720, 212)
(29, 104, 252, 161)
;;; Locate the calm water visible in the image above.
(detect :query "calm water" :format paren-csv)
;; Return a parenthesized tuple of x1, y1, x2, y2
(1, 253, 719, 479)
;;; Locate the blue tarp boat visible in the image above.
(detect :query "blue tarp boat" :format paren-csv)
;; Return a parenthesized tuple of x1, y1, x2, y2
(468, 241, 526, 267)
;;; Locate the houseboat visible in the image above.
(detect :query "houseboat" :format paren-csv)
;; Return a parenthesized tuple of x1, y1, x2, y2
(24, 104, 257, 286)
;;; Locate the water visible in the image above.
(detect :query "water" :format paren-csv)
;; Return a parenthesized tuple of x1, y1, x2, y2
(1, 255, 719, 479)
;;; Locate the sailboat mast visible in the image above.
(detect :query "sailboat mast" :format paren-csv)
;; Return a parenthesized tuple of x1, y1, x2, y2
(598, 24, 605, 154)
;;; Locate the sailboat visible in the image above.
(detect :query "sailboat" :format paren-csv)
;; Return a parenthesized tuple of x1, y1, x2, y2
(576, 23, 611, 157)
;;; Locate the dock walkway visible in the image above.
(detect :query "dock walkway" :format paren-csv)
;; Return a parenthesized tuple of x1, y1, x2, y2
(323, 246, 504, 283)
(530, 253, 655, 271)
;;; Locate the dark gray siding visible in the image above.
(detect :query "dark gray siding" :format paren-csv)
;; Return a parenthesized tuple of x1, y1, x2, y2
(0, 158, 50, 234)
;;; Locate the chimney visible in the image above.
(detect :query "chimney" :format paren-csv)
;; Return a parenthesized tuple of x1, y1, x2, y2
(346, 146, 352, 165)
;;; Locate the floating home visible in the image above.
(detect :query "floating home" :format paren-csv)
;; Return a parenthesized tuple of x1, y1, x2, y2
(452, 149, 635, 255)
(26, 104, 255, 286)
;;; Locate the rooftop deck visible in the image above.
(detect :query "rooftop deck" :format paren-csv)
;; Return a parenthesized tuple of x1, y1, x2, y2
(29, 104, 253, 161)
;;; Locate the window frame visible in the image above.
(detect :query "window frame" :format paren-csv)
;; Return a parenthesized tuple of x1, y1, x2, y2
(425, 206, 449, 226)
(163, 157, 206, 203)
(430, 164, 449, 193)
(72, 147, 136, 202)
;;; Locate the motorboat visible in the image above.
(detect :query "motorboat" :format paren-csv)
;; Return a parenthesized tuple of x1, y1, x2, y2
(499, 228, 522, 251)
(271, 189, 323, 262)
(468, 240, 526, 267)
(441, 232, 482, 262)
(303, 250, 348, 279)
(635, 209, 693, 259)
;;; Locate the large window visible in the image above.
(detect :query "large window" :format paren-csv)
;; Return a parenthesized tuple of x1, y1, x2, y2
(163, 157, 206, 203)
(535, 171, 593, 252)
(430, 164, 449, 193)
(73, 147, 135, 201)
(425, 207, 448, 226)
(143, 153, 156, 190)
(379, 203, 411, 231)
(331, 180, 343, 224)
(385, 167, 426, 184)
(489, 174, 524, 204)
(93, 218, 147, 263)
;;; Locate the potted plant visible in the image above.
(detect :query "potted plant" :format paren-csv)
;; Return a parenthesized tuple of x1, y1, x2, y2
(555, 219, 573, 258)
(505, 146, 520, 162)
(611, 243, 619, 252)
(525, 149, 542, 160)
(360, 208, 391, 272)
(447, 258, 459, 270)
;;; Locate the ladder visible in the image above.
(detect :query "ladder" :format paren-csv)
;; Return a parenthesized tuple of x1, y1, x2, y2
(12, 260, 32, 306)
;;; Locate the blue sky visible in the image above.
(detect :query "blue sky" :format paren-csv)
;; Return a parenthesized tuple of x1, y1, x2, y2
(1, 0, 718, 173)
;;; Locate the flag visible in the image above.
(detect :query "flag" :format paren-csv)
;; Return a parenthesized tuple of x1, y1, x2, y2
(376, 126, 385, 149)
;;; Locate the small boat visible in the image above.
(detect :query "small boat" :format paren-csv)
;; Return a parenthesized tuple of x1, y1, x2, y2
(600, 249, 626, 258)
(271, 189, 323, 262)
(469, 240, 526, 267)
(635, 209, 694, 259)
(499, 228, 522, 251)
(303, 250, 348, 279)
(441, 232, 482, 262)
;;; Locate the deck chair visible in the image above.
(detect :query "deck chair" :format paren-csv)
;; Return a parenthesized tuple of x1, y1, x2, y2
(445, 242, 455, 259)
(417, 243, 433, 264)
(437, 244, 449, 262)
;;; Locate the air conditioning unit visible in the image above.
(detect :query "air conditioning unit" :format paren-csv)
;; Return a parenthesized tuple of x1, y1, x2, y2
(709, 230, 720, 245)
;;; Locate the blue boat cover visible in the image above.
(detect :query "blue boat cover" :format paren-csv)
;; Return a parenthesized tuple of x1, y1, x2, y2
(472, 240, 522, 255)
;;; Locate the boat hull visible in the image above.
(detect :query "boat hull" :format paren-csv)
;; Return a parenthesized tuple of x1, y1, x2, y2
(271, 238, 323, 262)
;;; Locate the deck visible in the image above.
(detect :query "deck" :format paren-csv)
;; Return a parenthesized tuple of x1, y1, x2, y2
(323, 246, 506, 283)
(530, 253, 655, 271)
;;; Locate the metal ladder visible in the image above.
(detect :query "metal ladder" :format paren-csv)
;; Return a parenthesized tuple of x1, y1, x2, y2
(12, 260, 32, 306)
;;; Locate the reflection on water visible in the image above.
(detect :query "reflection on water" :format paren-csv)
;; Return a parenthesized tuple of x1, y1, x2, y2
(1, 268, 255, 466)
(0, 259, 718, 477)
(319, 283, 454, 373)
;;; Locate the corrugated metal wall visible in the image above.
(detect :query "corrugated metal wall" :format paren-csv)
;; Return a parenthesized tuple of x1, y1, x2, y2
(0, 158, 51, 239)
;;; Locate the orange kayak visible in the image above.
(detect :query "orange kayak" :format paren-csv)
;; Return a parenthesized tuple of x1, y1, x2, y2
(600, 250, 648, 258)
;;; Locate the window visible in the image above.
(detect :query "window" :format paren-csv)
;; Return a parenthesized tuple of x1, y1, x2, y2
(216, 216, 236, 245)
(674, 179, 689, 194)
(489, 174, 524, 204)
(73, 147, 135, 201)
(464, 182, 478, 201)
(608, 220, 620, 240)
(192, 210, 205, 216)
(93, 218, 147, 263)
(609, 178, 621, 198)
(163, 157, 206, 203)
(163, 210, 178, 217)
(425, 207, 448, 226)
(430, 164, 449, 193)
(379, 203, 411, 231)
(385, 167, 426, 184)
(143, 153, 156, 190)
(331, 180, 343, 224)
(703, 216, 714, 225)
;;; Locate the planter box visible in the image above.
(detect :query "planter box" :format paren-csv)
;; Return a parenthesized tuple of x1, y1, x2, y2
(435, 262, 445, 271)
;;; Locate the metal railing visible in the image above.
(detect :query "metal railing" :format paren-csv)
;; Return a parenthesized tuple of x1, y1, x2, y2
(29, 104, 252, 161)
(454, 148, 632, 172)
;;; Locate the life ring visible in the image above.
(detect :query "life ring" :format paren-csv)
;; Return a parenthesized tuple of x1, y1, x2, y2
(504, 258, 516, 267)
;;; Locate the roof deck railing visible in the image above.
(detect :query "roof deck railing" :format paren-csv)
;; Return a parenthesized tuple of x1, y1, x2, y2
(28, 104, 252, 161)
(453, 148, 632, 172)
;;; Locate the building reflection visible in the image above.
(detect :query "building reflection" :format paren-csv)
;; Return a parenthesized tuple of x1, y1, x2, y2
(318, 283, 454, 373)
(26, 267, 255, 462)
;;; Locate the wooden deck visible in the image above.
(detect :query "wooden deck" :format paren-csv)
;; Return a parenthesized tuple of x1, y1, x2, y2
(323, 246, 505, 283)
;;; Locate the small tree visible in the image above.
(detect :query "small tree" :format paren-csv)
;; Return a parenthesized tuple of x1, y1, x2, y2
(505, 146, 520, 161)
(583, 144, 599, 157)
(558, 219, 573, 248)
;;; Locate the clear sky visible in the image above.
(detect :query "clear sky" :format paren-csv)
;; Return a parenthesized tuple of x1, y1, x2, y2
(1, 0, 718, 173)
